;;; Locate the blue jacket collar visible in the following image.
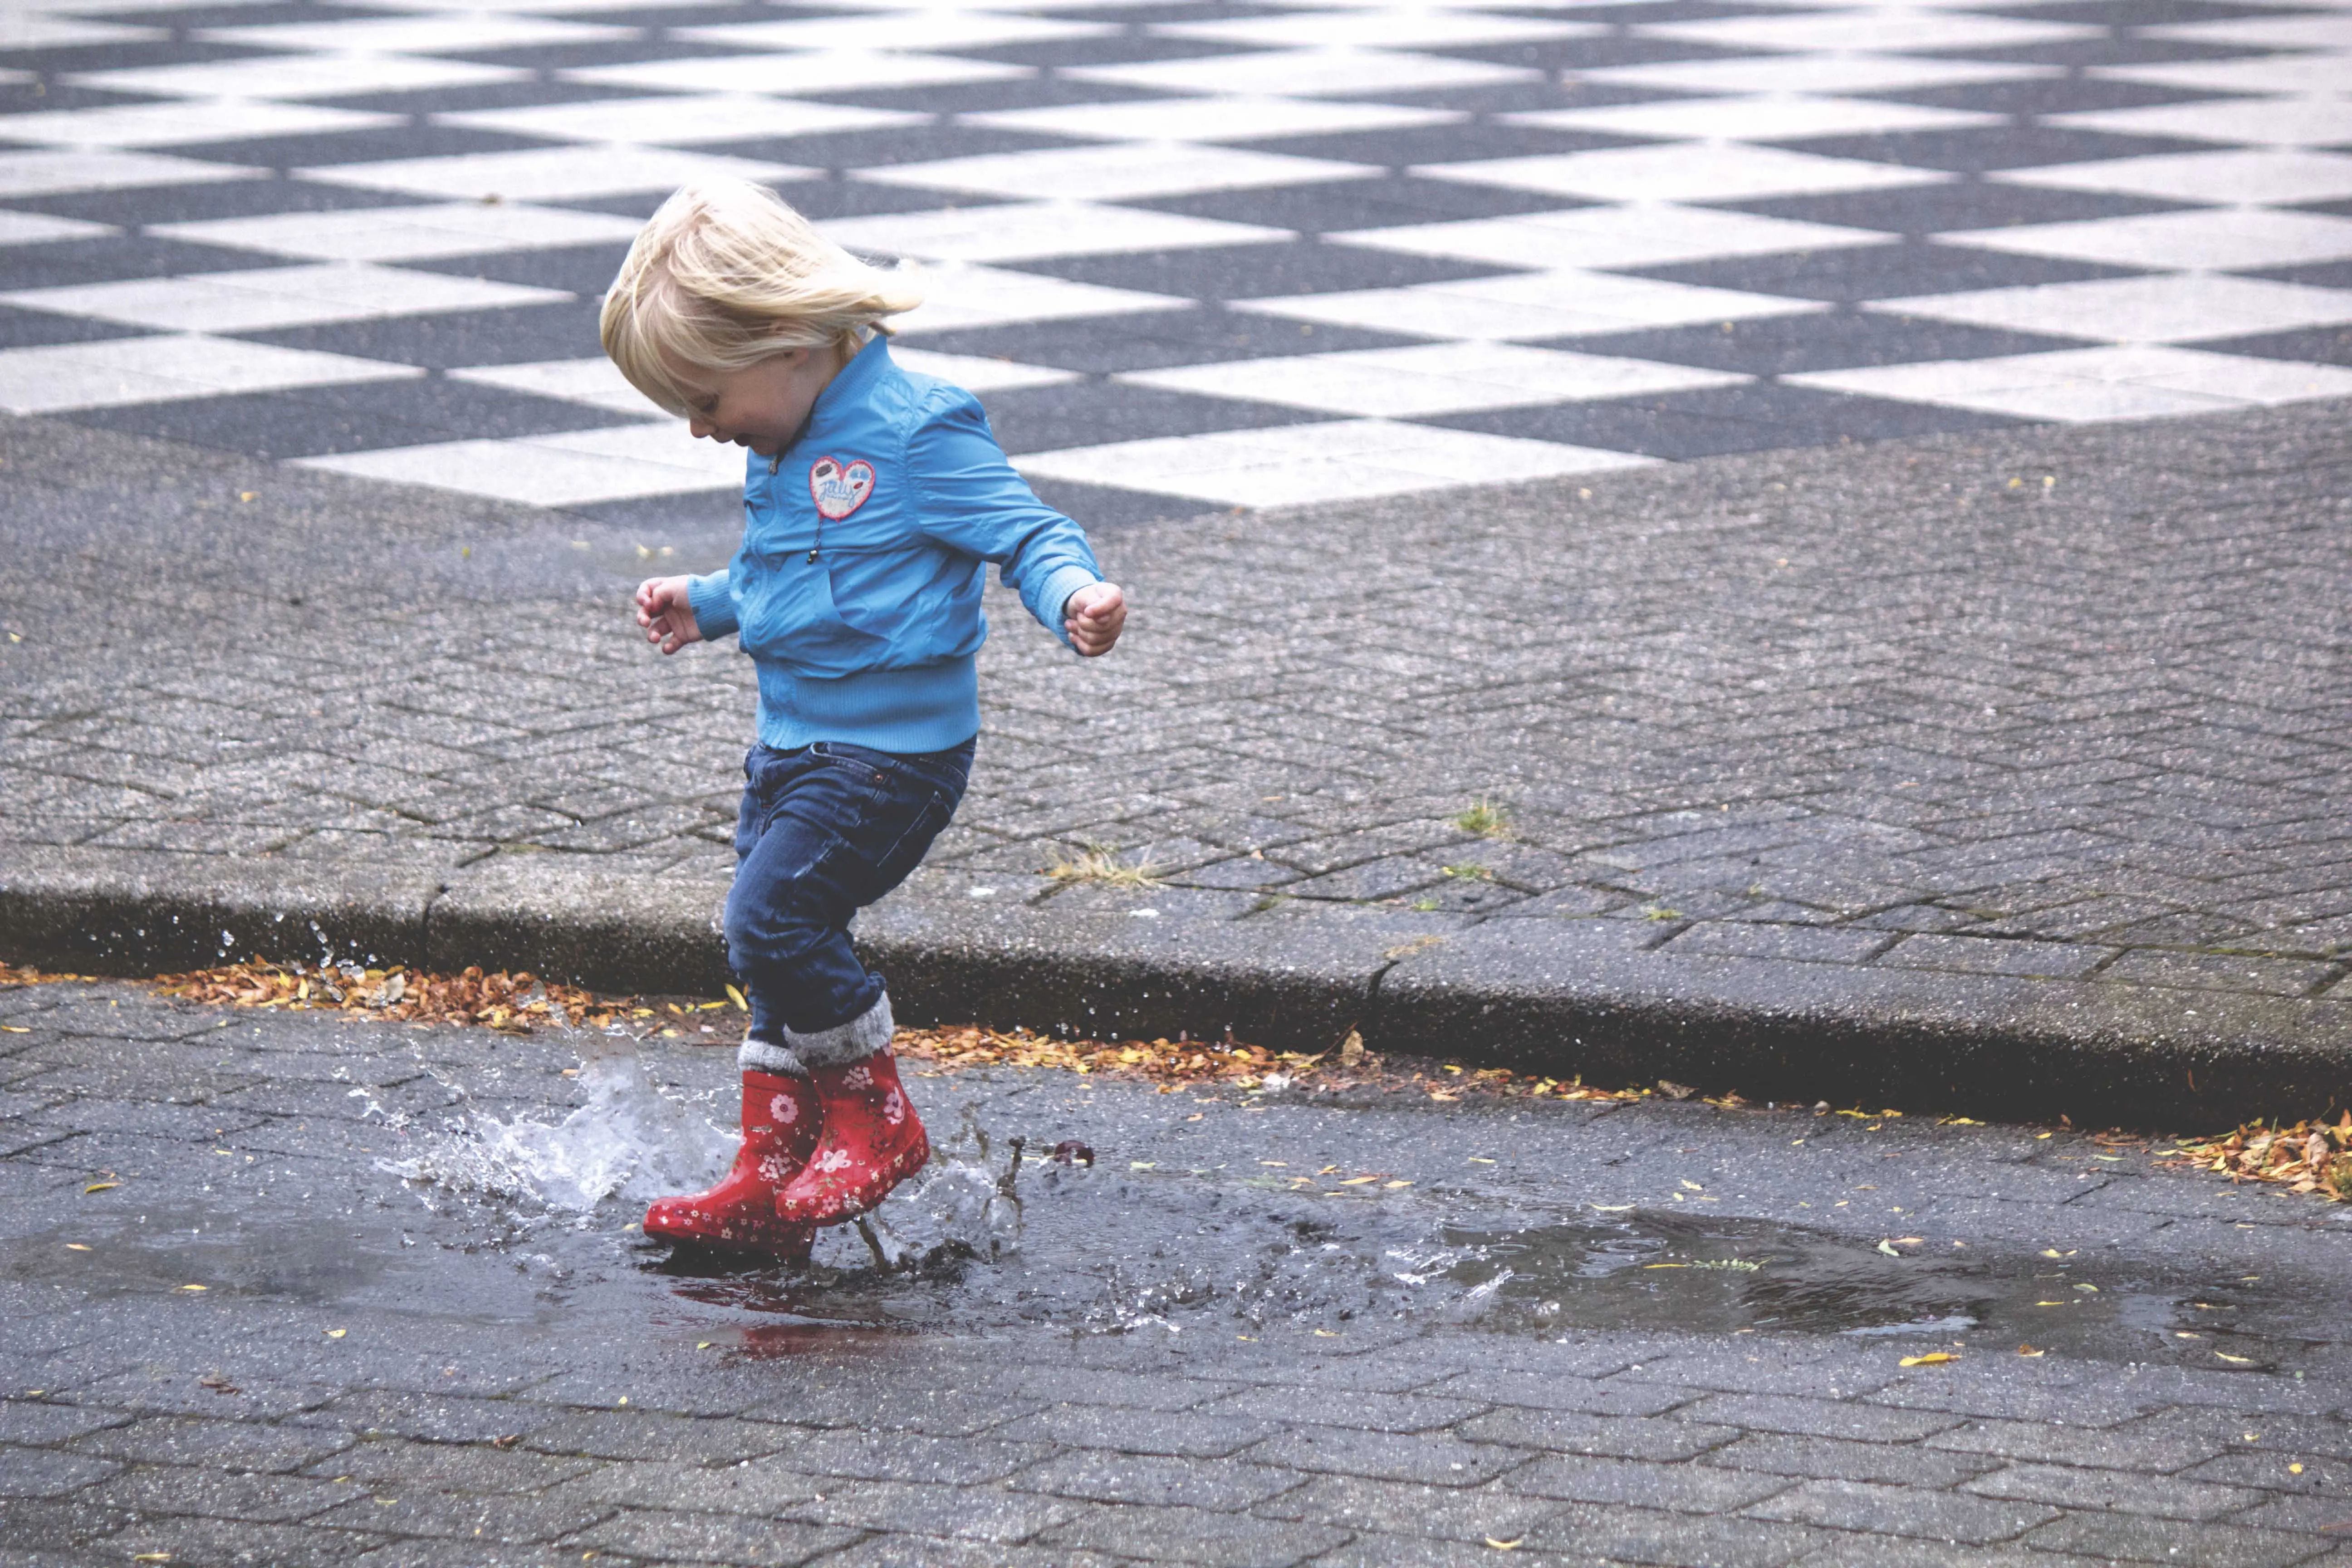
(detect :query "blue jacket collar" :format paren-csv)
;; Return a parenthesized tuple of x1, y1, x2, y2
(798, 334, 893, 452)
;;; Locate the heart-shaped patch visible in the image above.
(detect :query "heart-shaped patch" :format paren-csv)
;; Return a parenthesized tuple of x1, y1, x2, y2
(808, 456, 875, 520)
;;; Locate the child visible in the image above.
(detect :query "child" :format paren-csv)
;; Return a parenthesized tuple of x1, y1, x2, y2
(601, 179, 1126, 1259)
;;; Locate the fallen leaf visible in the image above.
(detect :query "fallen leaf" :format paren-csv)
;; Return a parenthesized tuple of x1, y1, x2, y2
(2292, 1464, 2305, 1475)
(1591, 1204, 1633, 1212)
(1313, 1329, 1338, 1338)
(725, 984, 748, 1012)
(1899, 1353, 1959, 1367)
(1384, 1180, 1413, 1189)
(132, 1555, 172, 1563)
(1339, 1175, 1382, 1186)
(1657, 1080, 1696, 1099)
(1680, 1180, 1704, 1192)
(1643, 1263, 1690, 1270)
(326, 1328, 346, 1338)
(2018, 1345, 2045, 1357)
(178, 1284, 206, 1292)
(1877, 1241, 1902, 1258)
(2217, 1352, 2256, 1364)
(1889, 1237, 1923, 1246)
(84, 1182, 119, 1194)
(1486, 1539, 1524, 1551)
(64, 1243, 90, 1251)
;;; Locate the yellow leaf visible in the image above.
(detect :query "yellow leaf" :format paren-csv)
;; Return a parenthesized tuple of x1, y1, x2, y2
(1899, 1353, 1958, 1367)
(1313, 1329, 1338, 1337)
(1385, 1180, 1412, 1189)
(1643, 1263, 1690, 1270)
(725, 985, 748, 1012)
(2018, 1345, 2045, 1357)
(1591, 1204, 1633, 1212)
(1338, 1175, 1382, 1186)
(327, 1328, 346, 1339)
(1468, 1157, 1496, 1164)
(2217, 1353, 2255, 1364)
(1680, 1180, 1704, 1192)
(64, 1243, 90, 1251)
(84, 1182, 119, 1194)
(0, 1025, 28, 1033)
(2291, 1464, 2304, 1475)
(179, 1284, 206, 1292)
(1486, 1539, 1524, 1551)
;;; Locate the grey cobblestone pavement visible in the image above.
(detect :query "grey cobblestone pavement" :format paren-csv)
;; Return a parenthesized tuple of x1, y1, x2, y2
(3, 396, 2349, 1114)
(8, 982, 2352, 1568)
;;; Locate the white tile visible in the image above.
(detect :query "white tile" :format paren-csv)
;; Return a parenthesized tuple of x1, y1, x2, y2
(891, 261, 1185, 333)
(0, 148, 258, 198)
(0, 210, 115, 245)
(1236, 268, 1823, 341)
(1788, 345, 2352, 421)
(196, 14, 632, 54)
(1064, 46, 1540, 99)
(1998, 148, 2352, 206)
(1634, 8, 2100, 52)
(0, 262, 567, 333)
(0, 99, 402, 150)
(2141, 13, 2352, 47)
(2047, 96, 2352, 149)
(889, 347, 1082, 391)
(822, 200, 1287, 263)
(358, 0, 707, 11)
(154, 201, 647, 263)
(1119, 339, 1743, 416)
(2090, 54, 2352, 97)
(298, 145, 815, 202)
(1961, 208, 2352, 272)
(1014, 418, 1651, 508)
(0, 333, 418, 415)
(561, 50, 1031, 97)
(66, 54, 530, 101)
(299, 424, 745, 505)
(448, 356, 661, 414)
(0, 14, 162, 48)
(432, 94, 924, 147)
(1418, 143, 1944, 203)
(674, 11, 1117, 49)
(961, 96, 1463, 146)
(1150, 10, 1602, 47)
(862, 142, 1377, 201)
(1870, 274, 2352, 343)
(1580, 53, 2060, 97)
(1504, 93, 2003, 142)
(1330, 202, 1891, 271)
(34, 0, 274, 10)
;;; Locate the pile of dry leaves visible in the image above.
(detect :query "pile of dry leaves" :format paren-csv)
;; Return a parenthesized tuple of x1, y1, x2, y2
(2161, 1114, 2352, 1200)
(152, 959, 618, 1034)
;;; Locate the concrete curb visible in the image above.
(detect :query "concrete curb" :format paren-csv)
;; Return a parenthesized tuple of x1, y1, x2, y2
(4, 846, 2343, 1128)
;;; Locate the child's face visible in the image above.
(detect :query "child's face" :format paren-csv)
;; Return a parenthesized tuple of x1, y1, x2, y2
(673, 345, 840, 458)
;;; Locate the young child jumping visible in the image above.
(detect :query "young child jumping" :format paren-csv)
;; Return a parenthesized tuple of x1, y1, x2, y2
(600, 179, 1126, 1259)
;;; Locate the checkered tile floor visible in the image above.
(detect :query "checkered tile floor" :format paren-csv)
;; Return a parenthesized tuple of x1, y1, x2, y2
(5, 0, 2352, 523)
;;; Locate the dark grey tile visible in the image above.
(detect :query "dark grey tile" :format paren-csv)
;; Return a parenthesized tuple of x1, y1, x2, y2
(1019, 475, 1203, 526)
(1968, 0, 2312, 22)
(1136, 173, 1593, 235)
(1425, 34, 1760, 72)
(1721, 180, 2205, 236)
(172, 124, 555, 173)
(66, 375, 638, 459)
(1911, 34, 2283, 68)
(0, 306, 153, 350)
(1015, 240, 1522, 301)
(1623, 240, 2141, 303)
(2183, 326, 2352, 365)
(949, 34, 1272, 69)
(306, 79, 646, 116)
(2235, 258, 2352, 291)
(0, 235, 285, 292)
(409, 242, 632, 294)
(1856, 75, 2243, 117)
(1774, 125, 2225, 174)
(975, 379, 1324, 456)
(1430, 382, 2022, 459)
(5, 176, 436, 228)
(1232, 121, 1649, 168)
(235, 297, 605, 368)
(700, 123, 1089, 171)
(802, 76, 1167, 116)
(897, 304, 1423, 373)
(0, 82, 160, 115)
(1550, 311, 2089, 375)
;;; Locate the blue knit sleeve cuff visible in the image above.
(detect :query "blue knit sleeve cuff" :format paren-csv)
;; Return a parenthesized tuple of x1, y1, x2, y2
(1039, 564, 1102, 650)
(686, 570, 738, 641)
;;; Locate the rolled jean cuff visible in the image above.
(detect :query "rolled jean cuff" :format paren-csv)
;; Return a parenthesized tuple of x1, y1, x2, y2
(779, 990, 894, 1069)
(738, 1039, 808, 1076)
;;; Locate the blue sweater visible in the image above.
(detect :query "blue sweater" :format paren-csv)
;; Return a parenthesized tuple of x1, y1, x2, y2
(686, 337, 1102, 754)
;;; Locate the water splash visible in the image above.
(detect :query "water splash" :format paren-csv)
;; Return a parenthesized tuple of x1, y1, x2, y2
(385, 1045, 733, 1214)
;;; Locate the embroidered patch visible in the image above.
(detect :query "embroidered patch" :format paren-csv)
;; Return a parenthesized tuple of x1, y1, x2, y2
(808, 456, 875, 520)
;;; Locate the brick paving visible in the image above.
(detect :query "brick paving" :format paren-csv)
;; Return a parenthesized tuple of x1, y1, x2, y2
(7, 982, 2352, 1567)
(2, 397, 2347, 1070)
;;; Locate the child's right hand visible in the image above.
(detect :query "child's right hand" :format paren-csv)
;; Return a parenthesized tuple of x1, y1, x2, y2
(636, 575, 702, 655)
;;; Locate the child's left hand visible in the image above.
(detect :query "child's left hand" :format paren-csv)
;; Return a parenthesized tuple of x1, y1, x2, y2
(1065, 583, 1126, 657)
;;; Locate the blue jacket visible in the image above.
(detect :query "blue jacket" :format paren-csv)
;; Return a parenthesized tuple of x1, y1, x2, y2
(686, 336, 1102, 754)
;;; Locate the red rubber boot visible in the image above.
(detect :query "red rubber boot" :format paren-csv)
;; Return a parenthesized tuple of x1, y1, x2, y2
(773, 1049, 931, 1225)
(643, 1070, 820, 1259)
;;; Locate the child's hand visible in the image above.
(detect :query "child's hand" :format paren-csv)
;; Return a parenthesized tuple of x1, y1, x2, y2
(636, 574, 701, 655)
(1065, 582, 1125, 657)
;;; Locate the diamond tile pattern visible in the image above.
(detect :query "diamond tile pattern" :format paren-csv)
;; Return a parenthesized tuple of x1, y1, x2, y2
(0, 0, 2345, 517)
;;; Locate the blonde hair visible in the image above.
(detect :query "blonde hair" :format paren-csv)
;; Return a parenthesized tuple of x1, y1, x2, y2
(601, 178, 922, 416)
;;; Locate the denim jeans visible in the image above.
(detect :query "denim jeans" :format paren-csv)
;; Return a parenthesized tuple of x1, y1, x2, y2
(725, 737, 973, 1046)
